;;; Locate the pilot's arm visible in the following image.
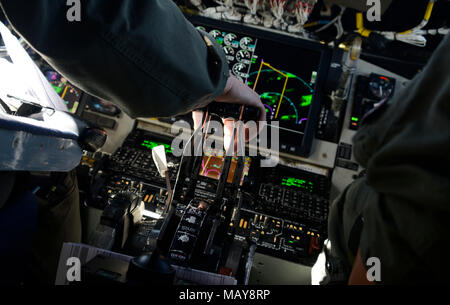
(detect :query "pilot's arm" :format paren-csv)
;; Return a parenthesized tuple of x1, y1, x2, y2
(0, 0, 263, 119)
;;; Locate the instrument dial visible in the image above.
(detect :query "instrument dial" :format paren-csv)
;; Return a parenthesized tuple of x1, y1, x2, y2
(209, 29, 222, 39)
(224, 33, 237, 47)
(223, 46, 235, 56)
(236, 50, 252, 64)
(369, 76, 394, 100)
(232, 63, 249, 78)
(240, 37, 255, 51)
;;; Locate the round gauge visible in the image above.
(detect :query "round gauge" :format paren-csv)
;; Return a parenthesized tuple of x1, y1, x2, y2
(236, 50, 251, 63)
(196, 26, 206, 31)
(240, 37, 254, 51)
(224, 33, 237, 46)
(209, 29, 222, 38)
(232, 63, 248, 77)
(223, 46, 235, 56)
(369, 76, 394, 99)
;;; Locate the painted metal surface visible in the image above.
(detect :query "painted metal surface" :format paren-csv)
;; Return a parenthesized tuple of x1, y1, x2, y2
(0, 21, 82, 172)
(0, 129, 82, 172)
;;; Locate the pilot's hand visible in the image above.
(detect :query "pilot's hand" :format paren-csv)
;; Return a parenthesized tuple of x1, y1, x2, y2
(193, 74, 266, 154)
(216, 74, 266, 123)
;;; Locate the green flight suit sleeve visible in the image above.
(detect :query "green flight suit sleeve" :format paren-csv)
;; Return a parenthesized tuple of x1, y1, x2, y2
(350, 34, 450, 284)
(0, 0, 229, 118)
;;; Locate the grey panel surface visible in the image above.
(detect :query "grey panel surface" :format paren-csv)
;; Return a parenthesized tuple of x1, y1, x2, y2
(98, 111, 135, 154)
(248, 253, 311, 285)
(331, 59, 410, 202)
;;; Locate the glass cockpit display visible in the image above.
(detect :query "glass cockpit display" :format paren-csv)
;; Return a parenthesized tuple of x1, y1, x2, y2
(196, 23, 325, 155)
(45, 70, 82, 114)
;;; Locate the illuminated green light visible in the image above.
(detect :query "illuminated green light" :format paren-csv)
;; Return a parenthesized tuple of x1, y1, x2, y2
(260, 92, 273, 100)
(286, 73, 297, 78)
(311, 71, 317, 83)
(351, 117, 359, 122)
(251, 57, 257, 64)
(51, 84, 63, 94)
(289, 240, 294, 244)
(281, 177, 313, 190)
(281, 115, 296, 120)
(141, 140, 172, 153)
(301, 95, 312, 107)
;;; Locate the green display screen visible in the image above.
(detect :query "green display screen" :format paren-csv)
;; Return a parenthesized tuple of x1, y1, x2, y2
(141, 140, 172, 153)
(281, 177, 313, 192)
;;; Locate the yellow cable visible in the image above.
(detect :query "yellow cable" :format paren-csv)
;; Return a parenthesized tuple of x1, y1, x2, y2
(356, 1, 434, 40)
(398, 1, 434, 35)
(356, 12, 371, 37)
(399, 29, 412, 35)
(424, 1, 435, 21)
(303, 21, 318, 28)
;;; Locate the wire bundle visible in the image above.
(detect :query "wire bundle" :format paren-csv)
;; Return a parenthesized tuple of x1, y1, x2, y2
(356, 0, 447, 47)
